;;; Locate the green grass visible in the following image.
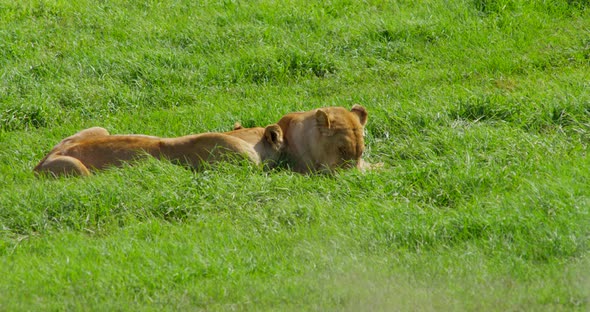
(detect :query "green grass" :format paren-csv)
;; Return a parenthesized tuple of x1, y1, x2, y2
(1, 0, 590, 310)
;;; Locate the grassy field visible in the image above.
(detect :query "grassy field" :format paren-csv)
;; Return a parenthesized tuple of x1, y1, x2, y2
(1, 0, 590, 310)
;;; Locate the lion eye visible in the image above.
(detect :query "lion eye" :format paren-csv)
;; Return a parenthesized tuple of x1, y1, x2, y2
(338, 147, 348, 158)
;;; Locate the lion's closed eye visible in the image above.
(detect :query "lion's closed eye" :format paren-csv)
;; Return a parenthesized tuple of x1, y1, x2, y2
(338, 147, 349, 158)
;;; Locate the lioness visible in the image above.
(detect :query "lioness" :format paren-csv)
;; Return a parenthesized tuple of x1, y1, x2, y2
(277, 104, 368, 173)
(34, 124, 283, 177)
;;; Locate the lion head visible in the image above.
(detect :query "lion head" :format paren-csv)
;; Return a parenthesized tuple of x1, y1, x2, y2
(277, 104, 368, 173)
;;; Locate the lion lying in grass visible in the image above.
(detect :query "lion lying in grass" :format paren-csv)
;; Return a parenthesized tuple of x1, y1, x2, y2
(34, 124, 284, 177)
(276, 104, 369, 173)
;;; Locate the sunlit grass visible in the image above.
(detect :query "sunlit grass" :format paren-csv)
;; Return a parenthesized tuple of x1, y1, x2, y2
(1, 0, 589, 310)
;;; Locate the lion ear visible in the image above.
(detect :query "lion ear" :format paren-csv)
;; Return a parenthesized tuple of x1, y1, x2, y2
(351, 104, 368, 126)
(264, 124, 284, 150)
(315, 109, 333, 136)
(233, 122, 243, 130)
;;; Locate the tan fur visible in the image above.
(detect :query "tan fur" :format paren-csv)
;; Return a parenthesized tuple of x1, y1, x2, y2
(34, 125, 283, 177)
(233, 122, 243, 130)
(277, 104, 368, 173)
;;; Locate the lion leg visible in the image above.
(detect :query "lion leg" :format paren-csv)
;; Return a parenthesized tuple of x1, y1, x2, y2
(34, 127, 109, 176)
(60, 127, 110, 145)
(34, 155, 91, 177)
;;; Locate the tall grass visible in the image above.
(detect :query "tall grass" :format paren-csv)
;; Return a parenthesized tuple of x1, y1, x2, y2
(1, 0, 589, 310)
